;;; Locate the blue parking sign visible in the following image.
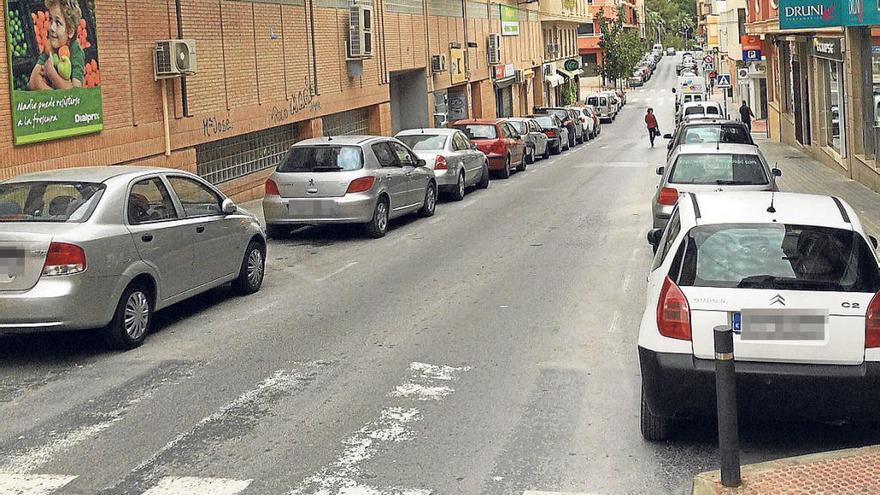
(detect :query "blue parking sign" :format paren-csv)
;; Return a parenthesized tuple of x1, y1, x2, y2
(743, 49, 762, 62)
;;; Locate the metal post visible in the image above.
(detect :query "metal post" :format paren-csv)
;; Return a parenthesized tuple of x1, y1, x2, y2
(714, 324, 741, 487)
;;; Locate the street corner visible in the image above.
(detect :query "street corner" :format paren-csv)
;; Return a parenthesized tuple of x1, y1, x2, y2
(691, 445, 880, 495)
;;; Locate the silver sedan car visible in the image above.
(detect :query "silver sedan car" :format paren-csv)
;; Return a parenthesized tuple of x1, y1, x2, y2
(395, 128, 489, 201)
(504, 118, 549, 163)
(263, 136, 438, 239)
(652, 143, 781, 228)
(0, 167, 266, 349)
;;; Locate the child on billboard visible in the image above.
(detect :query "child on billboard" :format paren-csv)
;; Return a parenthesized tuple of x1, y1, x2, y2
(28, 0, 85, 90)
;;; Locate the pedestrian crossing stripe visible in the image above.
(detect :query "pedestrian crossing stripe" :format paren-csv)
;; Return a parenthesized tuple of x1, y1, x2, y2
(0, 474, 78, 495)
(141, 476, 253, 495)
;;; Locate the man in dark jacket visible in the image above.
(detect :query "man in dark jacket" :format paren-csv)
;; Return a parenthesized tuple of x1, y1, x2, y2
(739, 101, 755, 131)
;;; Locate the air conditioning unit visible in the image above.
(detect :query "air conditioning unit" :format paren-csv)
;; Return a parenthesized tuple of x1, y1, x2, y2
(154, 39, 197, 79)
(515, 70, 525, 84)
(348, 2, 374, 59)
(487, 33, 501, 65)
(431, 54, 447, 73)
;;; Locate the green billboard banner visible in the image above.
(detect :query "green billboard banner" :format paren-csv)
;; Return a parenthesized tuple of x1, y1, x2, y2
(780, 0, 880, 28)
(500, 5, 519, 36)
(6, 0, 102, 145)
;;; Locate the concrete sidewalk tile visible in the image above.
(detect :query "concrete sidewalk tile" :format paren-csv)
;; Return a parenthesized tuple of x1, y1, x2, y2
(691, 445, 880, 495)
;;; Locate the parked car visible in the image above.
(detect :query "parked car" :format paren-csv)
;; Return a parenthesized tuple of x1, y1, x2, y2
(629, 71, 645, 87)
(531, 114, 568, 155)
(263, 136, 437, 239)
(586, 93, 616, 123)
(666, 47, 676, 56)
(395, 128, 489, 201)
(0, 167, 266, 349)
(641, 191, 880, 440)
(664, 120, 755, 157)
(583, 105, 602, 137)
(652, 143, 781, 229)
(505, 117, 549, 163)
(452, 119, 526, 179)
(674, 92, 706, 114)
(568, 106, 596, 141)
(534, 107, 580, 148)
(566, 108, 586, 144)
(676, 101, 725, 125)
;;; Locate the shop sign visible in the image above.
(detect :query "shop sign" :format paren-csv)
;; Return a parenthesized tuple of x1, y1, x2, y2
(500, 5, 519, 36)
(493, 63, 515, 79)
(449, 48, 466, 85)
(810, 37, 843, 62)
(6, 0, 103, 145)
(542, 62, 556, 77)
(563, 58, 581, 72)
(779, 0, 840, 29)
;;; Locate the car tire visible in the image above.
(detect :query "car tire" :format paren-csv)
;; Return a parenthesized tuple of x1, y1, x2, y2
(499, 156, 511, 179)
(478, 162, 490, 189)
(640, 386, 672, 441)
(450, 172, 466, 201)
(419, 183, 437, 217)
(525, 147, 535, 165)
(365, 198, 389, 238)
(104, 282, 153, 351)
(517, 153, 528, 172)
(265, 224, 288, 239)
(232, 241, 265, 295)
(543, 146, 551, 159)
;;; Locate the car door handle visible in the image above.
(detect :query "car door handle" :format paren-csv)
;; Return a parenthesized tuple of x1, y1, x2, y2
(196, 226, 205, 234)
(141, 234, 153, 242)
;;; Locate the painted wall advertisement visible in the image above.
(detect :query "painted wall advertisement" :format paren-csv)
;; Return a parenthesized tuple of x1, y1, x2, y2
(500, 5, 519, 36)
(6, 0, 102, 145)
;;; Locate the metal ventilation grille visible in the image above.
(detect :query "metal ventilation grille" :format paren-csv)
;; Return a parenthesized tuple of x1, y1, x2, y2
(174, 43, 190, 72)
(155, 42, 172, 74)
(323, 108, 370, 136)
(196, 124, 297, 184)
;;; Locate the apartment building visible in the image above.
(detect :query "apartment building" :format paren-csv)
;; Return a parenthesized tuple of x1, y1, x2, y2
(0, 0, 588, 202)
(576, 0, 643, 79)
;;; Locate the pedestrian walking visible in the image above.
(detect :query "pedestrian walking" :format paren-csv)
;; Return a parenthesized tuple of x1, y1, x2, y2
(739, 100, 755, 131)
(645, 108, 659, 147)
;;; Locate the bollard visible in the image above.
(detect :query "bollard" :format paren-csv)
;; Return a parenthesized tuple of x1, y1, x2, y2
(714, 324, 741, 487)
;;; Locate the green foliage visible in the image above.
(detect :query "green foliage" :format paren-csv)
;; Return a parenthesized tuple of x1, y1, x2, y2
(597, 5, 643, 85)
(645, 0, 696, 48)
(561, 84, 578, 105)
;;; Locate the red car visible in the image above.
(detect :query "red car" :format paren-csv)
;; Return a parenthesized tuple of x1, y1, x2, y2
(451, 119, 526, 179)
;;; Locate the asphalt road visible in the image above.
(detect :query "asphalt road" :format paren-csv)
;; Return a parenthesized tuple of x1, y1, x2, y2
(3, 57, 880, 495)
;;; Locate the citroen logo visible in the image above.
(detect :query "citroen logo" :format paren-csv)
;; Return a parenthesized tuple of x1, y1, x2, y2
(770, 294, 786, 306)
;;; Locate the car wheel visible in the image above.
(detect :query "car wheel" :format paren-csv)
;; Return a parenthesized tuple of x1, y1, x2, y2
(543, 145, 551, 159)
(525, 147, 535, 165)
(419, 183, 437, 217)
(365, 198, 389, 238)
(569, 132, 576, 148)
(450, 172, 466, 201)
(104, 283, 152, 350)
(640, 386, 673, 441)
(265, 224, 288, 239)
(478, 162, 490, 189)
(498, 156, 511, 179)
(232, 241, 265, 295)
(517, 152, 528, 171)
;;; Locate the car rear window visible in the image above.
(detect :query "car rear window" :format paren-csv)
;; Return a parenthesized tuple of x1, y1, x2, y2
(454, 124, 497, 140)
(0, 181, 105, 223)
(397, 134, 448, 151)
(587, 97, 599, 106)
(682, 125, 753, 145)
(684, 106, 706, 116)
(277, 146, 363, 172)
(534, 116, 555, 127)
(670, 153, 768, 185)
(675, 224, 880, 292)
(508, 121, 528, 134)
(706, 106, 721, 115)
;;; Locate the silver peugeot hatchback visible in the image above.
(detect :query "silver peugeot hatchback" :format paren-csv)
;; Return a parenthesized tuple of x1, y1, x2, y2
(0, 167, 266, 349)
(262, 136, 437, 239)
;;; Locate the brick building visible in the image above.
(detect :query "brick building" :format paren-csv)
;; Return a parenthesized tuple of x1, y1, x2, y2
(0, 0, 590, 202)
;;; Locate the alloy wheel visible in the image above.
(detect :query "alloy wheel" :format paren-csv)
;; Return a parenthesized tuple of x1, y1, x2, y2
(124, 291, 150, 340)
(377, 202, 388, 232)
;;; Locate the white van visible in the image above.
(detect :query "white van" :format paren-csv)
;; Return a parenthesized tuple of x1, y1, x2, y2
(586, 93, 615, 123)
(653, 43, 663, 53)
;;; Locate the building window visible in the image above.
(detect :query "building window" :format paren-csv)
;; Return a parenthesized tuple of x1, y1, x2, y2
(196, 124, 297, 185)
(578, 24, 595, 35)
(824, 59, 844, 152)
(780, 42, 792, 113)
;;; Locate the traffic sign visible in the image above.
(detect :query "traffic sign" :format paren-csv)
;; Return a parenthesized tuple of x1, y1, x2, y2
(742, 49, 762, 62)
(703, 55, 714, 64)
(715, 74, 731, 88)
(702, 62, 714, 71)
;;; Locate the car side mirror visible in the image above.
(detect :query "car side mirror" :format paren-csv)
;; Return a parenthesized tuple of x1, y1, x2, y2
(663, 133, 673, 139)
(656, 166, 665, 176)
(221, 198, 237, 215)
(417, 159, 427, 167)
(772, 168, 782, 177)
(871, 236, 878, 249)
(470, 143, 478, 150)
(671, 88, 677, 94)
(647, 229, 663, 253)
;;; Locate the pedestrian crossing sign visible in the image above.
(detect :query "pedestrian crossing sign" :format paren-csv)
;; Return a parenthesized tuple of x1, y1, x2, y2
(715, 74, 731, 88)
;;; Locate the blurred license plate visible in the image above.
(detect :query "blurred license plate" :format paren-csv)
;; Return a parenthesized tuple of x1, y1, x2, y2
(739, 309, 828, 341)
(287, 201, 332, 216)
(0, 248, 24, 278)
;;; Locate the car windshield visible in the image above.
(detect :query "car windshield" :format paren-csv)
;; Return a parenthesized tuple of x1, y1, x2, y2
(0, 181, 105, 223)
(397, 134, 448, 151)
(682, 125, 752, 145)
(534, 116, 555, 128)
(669, 153, 768, 185)
(277, 146, 364, 172)
(454, 124, 497, 140)
(676, 224, 880, 292)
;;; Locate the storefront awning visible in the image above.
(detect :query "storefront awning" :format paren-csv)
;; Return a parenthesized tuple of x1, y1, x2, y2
(545, 74, 564, 87)
(557, 67, 582, 80)
(494, 76, 516, 88)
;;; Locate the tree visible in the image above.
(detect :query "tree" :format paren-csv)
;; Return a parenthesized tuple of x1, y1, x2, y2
(597, 5, 643, 87)
(645, 0, 696, 49)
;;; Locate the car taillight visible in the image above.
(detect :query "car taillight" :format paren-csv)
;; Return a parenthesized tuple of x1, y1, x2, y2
(544, 130, 556, 138)
(434, 155, 448, 170)
(265, 179, 280, 196)
(866, 292, 880, 348)
(657, 187, 679, 206)
(656, 276, 691, 340)
(42, 242, 86, 276)
(346, 176, 376, 194)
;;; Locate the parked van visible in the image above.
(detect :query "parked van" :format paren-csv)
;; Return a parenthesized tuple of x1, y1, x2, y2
(585, 93, 616, 123)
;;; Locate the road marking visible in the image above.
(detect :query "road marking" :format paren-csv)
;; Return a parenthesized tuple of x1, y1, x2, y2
(141, 477, 252, 495)
(524, 491, 600, 495)
(315, 261, 358, 282)
(608, 310, 622, 334)
(428, 216, 445, 225)
(622, 273, 633, 294)
(0, 474, 77, 495)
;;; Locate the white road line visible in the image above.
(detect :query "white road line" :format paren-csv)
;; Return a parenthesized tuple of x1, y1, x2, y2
(608, 310, 622, 334)
(524, 491, 599, 495)
(141, 477, 252, 495)
(314, 261, 358, 283)
(622, 273, 633, 294)
(0, 474, 77, 495)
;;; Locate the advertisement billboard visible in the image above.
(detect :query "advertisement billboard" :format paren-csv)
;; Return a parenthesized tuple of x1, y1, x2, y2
(500, 5, 519, 36)
(5, 0, 102, 145)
